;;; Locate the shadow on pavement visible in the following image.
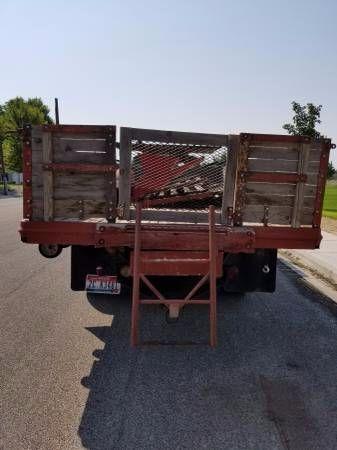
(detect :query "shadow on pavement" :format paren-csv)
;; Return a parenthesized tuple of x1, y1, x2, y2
(78, 268, 337, 450)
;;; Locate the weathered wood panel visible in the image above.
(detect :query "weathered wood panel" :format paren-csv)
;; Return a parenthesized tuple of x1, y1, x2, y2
(242, 205, 313, 226)
(246, 182, 317, 197)
(124, 127, 228, 146)
(246, 193, 294, 207)
(53, 137, 107, 163)
(53, 173, 106, 200)
(54, 199, 106, 220)
(249, 147, 299, 160)
(129, 208, 221, 224)
(248, 158, 298, 172)
(306, 173, 319, 185)
(246, 182, 296, 196)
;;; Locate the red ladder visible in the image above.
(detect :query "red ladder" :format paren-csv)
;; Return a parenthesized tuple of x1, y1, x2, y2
(130, 203, 218, 347)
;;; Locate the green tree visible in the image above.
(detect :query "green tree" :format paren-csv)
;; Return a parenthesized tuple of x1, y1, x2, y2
(0, 97, 53, 172)
(283, 101, 322, 138)
(327, 161, 336, 179)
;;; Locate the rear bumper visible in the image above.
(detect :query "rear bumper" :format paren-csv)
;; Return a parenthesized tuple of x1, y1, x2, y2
(19, 220, 322, 251)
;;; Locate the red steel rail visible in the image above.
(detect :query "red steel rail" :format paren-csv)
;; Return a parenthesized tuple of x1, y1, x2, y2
(19, 219, 322, 251)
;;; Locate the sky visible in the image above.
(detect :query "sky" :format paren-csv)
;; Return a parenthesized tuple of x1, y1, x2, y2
(1, 0, 336, 164)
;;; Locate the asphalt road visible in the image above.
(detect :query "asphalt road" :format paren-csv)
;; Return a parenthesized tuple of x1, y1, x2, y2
(1, 196, 337, 450)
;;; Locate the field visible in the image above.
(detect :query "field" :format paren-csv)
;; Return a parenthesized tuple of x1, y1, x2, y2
(323, 182, 337, 219)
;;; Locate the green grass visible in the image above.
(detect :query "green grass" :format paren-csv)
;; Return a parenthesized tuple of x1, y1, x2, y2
(323, 182, 337, 219)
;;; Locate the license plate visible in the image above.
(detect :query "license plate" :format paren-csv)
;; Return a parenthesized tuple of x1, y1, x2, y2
(85, 274, 121, 294)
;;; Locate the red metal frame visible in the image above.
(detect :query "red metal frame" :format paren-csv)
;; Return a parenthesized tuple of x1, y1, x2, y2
(130, 203, 218, 347)
(22, 125, 32, 220)
(19, 219, 322, 250)
(312, 139, 331, 228)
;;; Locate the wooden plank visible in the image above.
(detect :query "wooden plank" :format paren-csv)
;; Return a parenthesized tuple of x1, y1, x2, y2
(124, 127, 228, 146)
(308, 160, 320, 172)
(304, 184, 317, 196)
(128, 208, 221, 224)
(248, 158, 298, 172)
(309, 148, 322, 161)
(245, 133, 313, 144)
(246, 193, 294, 207)
(306, 173, 319, 185)
(53, 137, 107, 163)
(246, 182, 296, 196)
(292, 143, 311, 227)
(54, 199, 106, 220)
(249, 146, 299, 160)
(221, 134, 238, 224)
(303, 196, 316, 209)
(43, 124, 112, 134)
(119, 128, 133, 219)
(42, 131, 53, 221)
(53, 173, 106, 200)
(243, 205, 313, 226)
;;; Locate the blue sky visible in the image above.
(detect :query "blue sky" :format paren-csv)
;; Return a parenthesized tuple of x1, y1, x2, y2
(1, 0, 336, 164)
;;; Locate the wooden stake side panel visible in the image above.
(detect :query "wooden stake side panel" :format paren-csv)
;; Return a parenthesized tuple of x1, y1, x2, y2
(234, 133, 327, 227)
(31, 125, 116, 221)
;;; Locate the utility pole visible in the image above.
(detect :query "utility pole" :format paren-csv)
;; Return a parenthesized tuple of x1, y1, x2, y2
(0, 139, 8, 195)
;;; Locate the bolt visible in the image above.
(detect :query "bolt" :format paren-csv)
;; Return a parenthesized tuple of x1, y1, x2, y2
(98, 239, 105, 245)
(99, 226, 106, 232)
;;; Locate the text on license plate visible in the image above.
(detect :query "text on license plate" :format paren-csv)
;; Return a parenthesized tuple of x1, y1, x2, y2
(85, 275, 121, 294)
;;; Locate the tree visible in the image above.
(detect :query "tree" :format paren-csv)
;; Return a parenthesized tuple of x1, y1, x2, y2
(0, 97, 53, 172)
(327, 161, 336, 179)
(283, 101, 322, 138)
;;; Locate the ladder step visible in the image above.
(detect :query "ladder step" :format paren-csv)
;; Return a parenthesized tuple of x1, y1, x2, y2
(131, 251, 222, 276)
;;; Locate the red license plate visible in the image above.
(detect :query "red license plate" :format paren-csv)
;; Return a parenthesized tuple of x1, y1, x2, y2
(85, 275, 121, 294)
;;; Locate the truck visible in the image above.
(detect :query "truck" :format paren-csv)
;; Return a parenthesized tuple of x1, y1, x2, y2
(19, 123, 334, 346)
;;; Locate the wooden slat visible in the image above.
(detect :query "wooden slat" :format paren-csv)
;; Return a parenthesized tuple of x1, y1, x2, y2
(309, 148, 322, 161)
(248, 158, 298, 172)
(221, 134, 238, 223)
(303, 196, 316, 209)
(128, 208, 221, 224)
(124, 127, 228, 146)
(306, 173, 319, 185)
(246, 193, 294, 207)
(42, 132, 53, 221)
(308, 160, 320, 172)
(53, 137, 107, 163)
(246, 134, 313, 144)
(243, 205, 313, 225)
(53, 173, 106, 200)
(304, 184, 317, 196)
(54, 199, 106, 220)
(246, 182, 317, 197)
(246, 182, 296, 196)
(249, 146, 299, 160)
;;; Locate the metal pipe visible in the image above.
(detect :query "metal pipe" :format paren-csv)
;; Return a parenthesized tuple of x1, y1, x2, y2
(209, 205, 217, 347)
(54, 98, 60, 125)
(0, 140, 8, 195)
(130, 201, 142, 346)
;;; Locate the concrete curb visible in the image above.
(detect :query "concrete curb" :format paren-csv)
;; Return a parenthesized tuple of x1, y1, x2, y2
(281, 249, 337, 286)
